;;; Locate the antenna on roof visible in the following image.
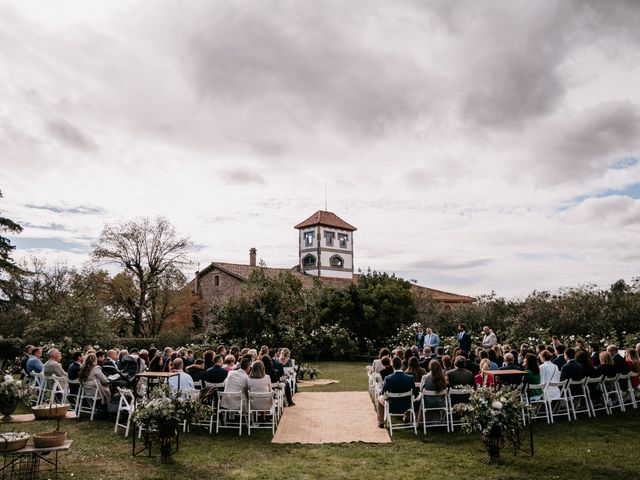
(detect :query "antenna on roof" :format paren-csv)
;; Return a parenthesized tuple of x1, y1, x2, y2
(324, 182, 328, 211)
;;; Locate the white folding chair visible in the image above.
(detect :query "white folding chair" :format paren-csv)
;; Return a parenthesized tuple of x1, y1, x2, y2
(216, 391, 244, 435)
(419, 390, 450, 434)
(66, 378, 81, 413)
(527, 383, 551, 424)
(30, 372, 45, 405)
(384, 391, 417, 437)
(50, 375, 69, 405)
(195, 381, 225, 434)
(584, 376, 607, 416)
(627, 372, 639, 409)
(547, 379, 572, 423)
(602, 375, 624, 413)
(567, 378, 591, 419)
(447, 388, 471, 430)
(248, 391, 276, 436)
(617, 373, 637, 411)
(77, 379, 104, 420)
(114, 387, 136, 437)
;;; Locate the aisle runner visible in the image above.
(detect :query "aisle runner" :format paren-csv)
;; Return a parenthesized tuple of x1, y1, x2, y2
(271, 392, 391, 444)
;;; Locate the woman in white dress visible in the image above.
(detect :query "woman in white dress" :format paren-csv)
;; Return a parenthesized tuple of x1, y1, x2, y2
(538, 350, 560, 400)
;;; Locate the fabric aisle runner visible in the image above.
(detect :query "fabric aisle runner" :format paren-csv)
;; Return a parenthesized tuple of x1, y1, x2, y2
(271, 391, 391, 444)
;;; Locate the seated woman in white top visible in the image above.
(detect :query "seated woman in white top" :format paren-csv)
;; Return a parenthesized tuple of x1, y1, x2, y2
(538, 350, 560, 400)
(79, 353, 111, 403)
(247, 361, 273, 411)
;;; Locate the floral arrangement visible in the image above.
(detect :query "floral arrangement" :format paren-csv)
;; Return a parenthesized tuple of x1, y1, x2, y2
(0, 374, 32, 417)
(133, 383, 206, 463)
(454, 386, 529, 463)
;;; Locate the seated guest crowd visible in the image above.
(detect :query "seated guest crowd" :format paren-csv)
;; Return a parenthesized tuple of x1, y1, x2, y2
(20, 343, 298, 413)
(373, 324, 640, 428)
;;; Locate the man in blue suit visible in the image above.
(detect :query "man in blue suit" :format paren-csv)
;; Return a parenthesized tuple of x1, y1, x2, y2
(376, 357, 415, 428)
(425, 327, 440, 350)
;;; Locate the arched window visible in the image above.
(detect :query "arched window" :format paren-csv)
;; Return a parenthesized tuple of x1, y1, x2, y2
(330, 255, 344, 268)
(302, 254, 316, 268)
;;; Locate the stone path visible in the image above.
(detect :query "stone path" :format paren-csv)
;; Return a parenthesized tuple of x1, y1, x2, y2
(271, 391, 391, 444)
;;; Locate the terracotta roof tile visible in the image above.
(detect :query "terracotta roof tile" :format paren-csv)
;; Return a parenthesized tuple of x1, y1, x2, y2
(294, 210, 357, 231)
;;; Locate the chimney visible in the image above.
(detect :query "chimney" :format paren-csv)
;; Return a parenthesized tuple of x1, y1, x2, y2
(249, 248, 257, 267)
(193, 270, 200, 295)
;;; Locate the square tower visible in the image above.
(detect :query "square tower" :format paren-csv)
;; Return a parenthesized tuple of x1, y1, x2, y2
(294, 210, 356, 279)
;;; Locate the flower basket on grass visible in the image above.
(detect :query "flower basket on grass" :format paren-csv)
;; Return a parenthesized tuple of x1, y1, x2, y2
(0, 374, 32, 420)
(454, 386, 528, 464)
(133, 384, 206, 464)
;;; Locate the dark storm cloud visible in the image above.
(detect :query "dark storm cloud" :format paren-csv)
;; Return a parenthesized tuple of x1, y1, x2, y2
(46, 118, 97, 151)
(534, 102, 640, 183)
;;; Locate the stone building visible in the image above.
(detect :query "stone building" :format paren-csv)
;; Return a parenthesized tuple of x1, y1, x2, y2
(189, 210, 475, 316)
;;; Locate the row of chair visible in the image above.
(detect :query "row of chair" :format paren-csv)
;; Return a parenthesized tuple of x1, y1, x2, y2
(114, 369, 297, 438)
(29, 372, 106, 420)
(527, 373, 639, 423)
(366, 367, 640, 437)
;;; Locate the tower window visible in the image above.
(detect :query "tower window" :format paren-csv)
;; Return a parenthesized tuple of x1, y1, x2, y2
(304, 231, 314, 247)
(325, 231, 335, 246)
(302, 254, 316, 268)
(214, 275, 220, 287)
(338, 233, 348, 248)
(330, 255, 344, 268)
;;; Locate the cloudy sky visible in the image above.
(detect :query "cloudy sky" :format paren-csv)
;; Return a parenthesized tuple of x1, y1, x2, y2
(2, 1, 639, 298)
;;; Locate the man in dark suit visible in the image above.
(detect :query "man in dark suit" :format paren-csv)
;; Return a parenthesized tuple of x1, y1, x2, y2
(553, 344, 567, 370)
(447, 356, 475, 388)
(607, 345, 629, 390)
(376, 356, 415, 428)
(457, 324, 472, 354)
(560, 348, 585, 394)
(497, 353, 523, 386)
(203, 355, 228, 384)
(415, 326, 425, 349)
(97, 351, 119, 377)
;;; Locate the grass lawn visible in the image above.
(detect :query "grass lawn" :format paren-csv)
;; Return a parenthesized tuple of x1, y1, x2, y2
(5, 362, 639, 479)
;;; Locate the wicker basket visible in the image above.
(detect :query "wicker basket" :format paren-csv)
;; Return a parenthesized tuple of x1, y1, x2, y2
(0, 435, 29, 453)
(32, 404, 69, 420)
(33, 431, 67, 448)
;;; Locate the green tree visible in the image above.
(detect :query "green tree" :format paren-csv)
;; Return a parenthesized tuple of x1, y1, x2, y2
(0, 190, 28, 306)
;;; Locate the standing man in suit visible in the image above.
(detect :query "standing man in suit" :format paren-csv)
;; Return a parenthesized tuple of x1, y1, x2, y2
(457, 324, 472, 354)
(425, 327, 440, 350)
(415, 325, 425, 349)
(376, 357, 415, 428)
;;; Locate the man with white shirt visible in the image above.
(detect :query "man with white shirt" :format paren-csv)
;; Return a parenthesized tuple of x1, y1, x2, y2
(222, 356, 252, 411)
(481, 326, 497, 349)
(168, 358, 194, 392)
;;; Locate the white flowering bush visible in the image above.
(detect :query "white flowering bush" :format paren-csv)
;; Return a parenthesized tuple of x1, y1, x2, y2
(454, 386, 528, 445)
(0, 374, 31, 415)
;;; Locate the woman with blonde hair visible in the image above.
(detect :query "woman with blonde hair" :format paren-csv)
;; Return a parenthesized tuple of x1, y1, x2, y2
(474, 358, 494, 387)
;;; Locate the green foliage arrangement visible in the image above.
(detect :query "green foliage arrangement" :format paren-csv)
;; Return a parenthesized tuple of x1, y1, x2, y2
(0, 374, 31, 417)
